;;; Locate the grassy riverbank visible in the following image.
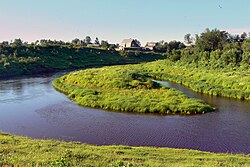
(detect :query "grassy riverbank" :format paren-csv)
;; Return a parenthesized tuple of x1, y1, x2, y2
(139, 60, 250, 100)
(2, 44, 250, 100)
(53, 57, 250, 115)
(0, 132, 249, 166)
(0, 45, 164, 78)
(53, 63, 214, 114)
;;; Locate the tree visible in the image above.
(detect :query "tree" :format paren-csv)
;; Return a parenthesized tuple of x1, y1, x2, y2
(168, 40, 186, 52)
(40, 39, 48, 45)
(240, 32, 247, 42)
(84, 36, 92, 45)
(242, 39, 250, 52)
(158, 40, 165, 45)
(35, 40, 39, 45)
(232, 35, 241, 43)
(12, 38, 23, 47)
(95, 37, 100, 45)
(221, 49, 241, 65)
(154, 42, 167, 53)
(101, 40, 109, 49)
(195, 28, 228, 52)
(71, 38, 81, 45)
(0, 41, 9, 47)
(184, 33, 193, 45)
(223, 42, 241, 51)
(242, 51, 250, 65)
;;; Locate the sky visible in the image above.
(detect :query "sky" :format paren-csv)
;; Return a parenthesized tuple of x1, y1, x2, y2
(1, 0, 250, 45)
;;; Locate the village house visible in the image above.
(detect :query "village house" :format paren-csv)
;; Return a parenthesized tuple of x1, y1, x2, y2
(145, 42, 158, 51)
(119, 39, 141, 51)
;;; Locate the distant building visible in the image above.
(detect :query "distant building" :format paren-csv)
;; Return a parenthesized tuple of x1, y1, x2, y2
(145, 42, 158, 51)
(119, 39, 141, 50)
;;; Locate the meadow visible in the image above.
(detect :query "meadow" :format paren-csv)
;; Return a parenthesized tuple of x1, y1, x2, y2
(0, 45, 164, 78)
(0, 132, 249, 167)
(53, 55, 250, 115)
(53, 63, 214, 115)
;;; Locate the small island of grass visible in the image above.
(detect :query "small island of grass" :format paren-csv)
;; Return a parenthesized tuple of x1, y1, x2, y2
(53, 64, 214, 115)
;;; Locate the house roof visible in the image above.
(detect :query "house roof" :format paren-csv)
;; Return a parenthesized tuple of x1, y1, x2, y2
(121, 39, 134, 44)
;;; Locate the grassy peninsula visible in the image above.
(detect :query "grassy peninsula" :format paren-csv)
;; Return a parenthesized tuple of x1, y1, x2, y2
(53, 63, 214, 114)
(0, 132, 249, 166)
(53, 52, 250, 115)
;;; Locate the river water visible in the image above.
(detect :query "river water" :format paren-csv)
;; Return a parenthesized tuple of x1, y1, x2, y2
(0, 73, 249, 154)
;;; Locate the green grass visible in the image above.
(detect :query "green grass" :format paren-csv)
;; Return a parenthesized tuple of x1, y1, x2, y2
(53, 64, 214, 115)
(0, 132, 249, 167)
(139, 60, 250, 100)
(53, 58, 250, 115)
(0, 45, 165, 78)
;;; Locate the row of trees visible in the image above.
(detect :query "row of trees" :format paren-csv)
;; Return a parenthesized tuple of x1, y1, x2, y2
(1, 29, 250, 55)
(152, 29, 250, 54)
(153, 40, 186, 53)
(0, 36, 117, 50)
(169, 29, 250, 68)
(192, 29, 249, 52)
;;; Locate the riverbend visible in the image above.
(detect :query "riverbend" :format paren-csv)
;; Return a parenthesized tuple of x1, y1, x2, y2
(0, 73, 249, 154)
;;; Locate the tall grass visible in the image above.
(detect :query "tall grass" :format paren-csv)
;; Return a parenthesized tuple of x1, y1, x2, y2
(141, 60, 250, 100)
(53, 64, 214, 114)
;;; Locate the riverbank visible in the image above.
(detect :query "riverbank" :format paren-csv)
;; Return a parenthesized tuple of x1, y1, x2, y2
(1, 73, 249, 154)
(53, 64, 214, 114)
(141, 60, 250, 100)
(0, 132, 249, 166)
(2, 45, 250, 100)
(0, 45, 165, 79)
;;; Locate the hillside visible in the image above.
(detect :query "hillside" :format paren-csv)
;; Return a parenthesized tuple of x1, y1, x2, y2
(0, 45, 165, 78)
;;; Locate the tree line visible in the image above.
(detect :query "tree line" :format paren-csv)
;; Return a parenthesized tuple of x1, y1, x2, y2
(152, 29, 249, 53)
(0, 36, 117, 50)
(167, 29, 250, 68)
(1, 28, 250, 69)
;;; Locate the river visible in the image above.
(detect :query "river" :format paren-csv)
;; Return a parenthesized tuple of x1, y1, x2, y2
(0, 73, 249, 154)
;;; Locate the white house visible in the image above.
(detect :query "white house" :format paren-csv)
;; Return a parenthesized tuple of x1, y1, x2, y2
(119, 39, 141, 50)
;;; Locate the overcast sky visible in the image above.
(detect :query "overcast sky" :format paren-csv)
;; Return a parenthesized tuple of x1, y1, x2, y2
(1, 0, 250, 45)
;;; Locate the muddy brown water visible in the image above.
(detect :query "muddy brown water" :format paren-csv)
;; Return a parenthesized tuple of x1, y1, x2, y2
(0, 73, 249, 154)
